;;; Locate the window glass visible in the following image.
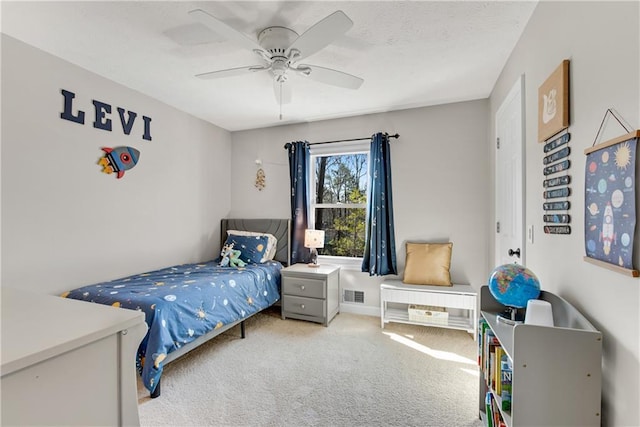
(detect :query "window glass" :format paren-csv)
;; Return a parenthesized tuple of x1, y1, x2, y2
(311, 150, 368, 258)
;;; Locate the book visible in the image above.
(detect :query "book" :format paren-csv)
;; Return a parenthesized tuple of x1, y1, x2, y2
(488, 344, 496, 389)
(483, 328, 499, 381)
(494, 346, 504, 395)
(500, 355, 513, 412)
(485, 392, 494, 427)
(478, 318, 489, 365)
(491, 393, 503, 427)
(482, 328, 492, 382)
(487, 335, 501, 389)
(485, 391, 506, 427)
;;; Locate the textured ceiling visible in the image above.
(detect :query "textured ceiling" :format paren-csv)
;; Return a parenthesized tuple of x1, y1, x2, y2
(1, 1, 538, 131)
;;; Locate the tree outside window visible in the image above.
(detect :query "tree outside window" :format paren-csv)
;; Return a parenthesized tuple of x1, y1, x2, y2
(311, 152, 368, 258)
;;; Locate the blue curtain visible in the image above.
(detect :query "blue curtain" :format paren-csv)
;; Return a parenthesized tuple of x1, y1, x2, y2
(286, 141, 311, 264)
(362, 133, 397, 276)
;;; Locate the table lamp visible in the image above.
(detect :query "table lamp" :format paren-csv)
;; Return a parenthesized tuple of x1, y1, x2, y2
(304, 229, 325, 267)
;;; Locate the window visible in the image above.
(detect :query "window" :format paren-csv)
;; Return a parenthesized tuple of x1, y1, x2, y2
(309, 141, 369, 259)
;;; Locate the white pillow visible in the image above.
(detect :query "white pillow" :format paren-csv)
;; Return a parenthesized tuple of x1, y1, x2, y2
(227, 230, 278, 262)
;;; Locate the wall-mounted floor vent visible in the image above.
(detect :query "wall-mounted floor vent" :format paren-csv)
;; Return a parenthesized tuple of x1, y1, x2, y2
(343, 289, 365, 304)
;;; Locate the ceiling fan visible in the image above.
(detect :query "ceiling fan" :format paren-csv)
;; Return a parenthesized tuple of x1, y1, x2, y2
(189, 9, 364, 110)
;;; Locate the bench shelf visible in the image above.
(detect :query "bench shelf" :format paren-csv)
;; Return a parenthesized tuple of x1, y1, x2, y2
(380, 280, 477, 339)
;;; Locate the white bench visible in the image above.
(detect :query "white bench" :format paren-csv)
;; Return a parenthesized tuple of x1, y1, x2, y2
(380, 280, 477, 339)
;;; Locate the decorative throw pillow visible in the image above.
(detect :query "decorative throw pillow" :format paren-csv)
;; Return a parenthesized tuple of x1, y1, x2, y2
(227, 230, 278, 262)
(223, 234, 270, 264)
(403, 242, 453, 286)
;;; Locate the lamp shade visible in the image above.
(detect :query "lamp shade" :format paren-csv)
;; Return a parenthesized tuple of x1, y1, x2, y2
(304, 229, 325, 249)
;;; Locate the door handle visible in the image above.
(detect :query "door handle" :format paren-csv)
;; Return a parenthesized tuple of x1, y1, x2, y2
(508, 248, 521, 258)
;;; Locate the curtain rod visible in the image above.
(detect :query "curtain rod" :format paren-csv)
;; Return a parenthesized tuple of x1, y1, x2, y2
(283, 133, 399, 149)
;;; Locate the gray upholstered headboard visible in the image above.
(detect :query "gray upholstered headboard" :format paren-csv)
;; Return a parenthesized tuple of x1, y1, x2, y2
(221, 218, 291, 266)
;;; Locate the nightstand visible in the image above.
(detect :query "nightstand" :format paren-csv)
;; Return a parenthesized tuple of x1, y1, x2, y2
(281, 263, 340, 326)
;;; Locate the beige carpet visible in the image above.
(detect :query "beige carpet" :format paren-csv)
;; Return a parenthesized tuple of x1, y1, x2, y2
(137, 307, 483, 427)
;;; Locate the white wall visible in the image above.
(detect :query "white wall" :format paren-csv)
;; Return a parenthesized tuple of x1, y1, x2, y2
(230, 100, 490, 312)
(489, 2, 639, 426)
(1, 35, 232, 295)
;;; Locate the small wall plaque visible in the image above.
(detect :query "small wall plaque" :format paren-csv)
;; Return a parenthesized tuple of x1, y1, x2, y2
(543, 214, 571, 224)
(544, 187, 571, 199)
(543, 175, 571, 188)
(543, 147, 570, 165)
(543, 201, 570, 211)
(543, 133, 571, 153)
(543, 159, 571, 176)
(544, 225, 571, 234)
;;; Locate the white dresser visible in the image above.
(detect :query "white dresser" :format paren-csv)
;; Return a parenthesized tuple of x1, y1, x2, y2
(1, 287, 147, 426)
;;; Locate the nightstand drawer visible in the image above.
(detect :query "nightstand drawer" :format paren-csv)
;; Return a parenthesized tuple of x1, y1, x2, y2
(283, 296, 325, 318)
(282, 276, 326, 299)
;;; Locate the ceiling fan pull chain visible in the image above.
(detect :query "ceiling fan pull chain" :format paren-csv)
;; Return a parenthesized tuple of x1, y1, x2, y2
(279, 83, 283, 120)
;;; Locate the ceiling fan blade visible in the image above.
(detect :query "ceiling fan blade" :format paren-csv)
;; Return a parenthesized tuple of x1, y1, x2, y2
(287, 11, 353, 61)
(189, 9, 265, 54)
(301, 64, 364, 90)
(196, 65, 268, 80)
(273, 80, 292, 105)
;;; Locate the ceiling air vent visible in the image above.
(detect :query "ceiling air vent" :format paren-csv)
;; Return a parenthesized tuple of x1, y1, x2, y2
(343, 289, 364, 304)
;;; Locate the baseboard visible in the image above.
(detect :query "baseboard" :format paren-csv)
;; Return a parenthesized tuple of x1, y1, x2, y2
(339, 303, 379, 317)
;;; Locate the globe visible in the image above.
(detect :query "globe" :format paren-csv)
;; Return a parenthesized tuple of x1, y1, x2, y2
(488, 264, 541, 309)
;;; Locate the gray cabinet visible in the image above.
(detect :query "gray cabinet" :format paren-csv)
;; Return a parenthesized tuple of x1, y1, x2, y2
(281, 263, 340, 326)
(479, 285, 602, 427)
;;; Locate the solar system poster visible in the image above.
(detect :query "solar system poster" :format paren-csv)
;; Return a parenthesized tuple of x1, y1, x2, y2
(584, 133, 638, 270)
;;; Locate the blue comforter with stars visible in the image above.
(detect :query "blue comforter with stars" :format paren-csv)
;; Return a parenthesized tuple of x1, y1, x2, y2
(62, 260, 281, 393)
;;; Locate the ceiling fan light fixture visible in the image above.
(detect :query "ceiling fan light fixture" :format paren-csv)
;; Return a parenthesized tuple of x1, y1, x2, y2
(191, 9, 363, 109)
(271, 59, 288, 78)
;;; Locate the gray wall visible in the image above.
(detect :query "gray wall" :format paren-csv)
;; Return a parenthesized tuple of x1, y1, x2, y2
(1, 35, 232, 295)
(489, 2, 639, 426)
(230, 100, 490, 311)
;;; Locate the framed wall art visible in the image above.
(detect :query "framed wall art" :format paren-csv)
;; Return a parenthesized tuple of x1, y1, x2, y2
(584, 130, 640, 277)
(538, 60, 570, 142)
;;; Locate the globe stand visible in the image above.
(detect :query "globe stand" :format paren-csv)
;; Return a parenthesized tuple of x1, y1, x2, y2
(496, 306, 524, 325)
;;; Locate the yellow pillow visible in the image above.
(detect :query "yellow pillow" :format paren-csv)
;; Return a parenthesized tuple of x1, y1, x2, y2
(403, 242, 453, 286)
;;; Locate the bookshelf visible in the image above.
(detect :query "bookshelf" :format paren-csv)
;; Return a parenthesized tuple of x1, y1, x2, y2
(478, 285, 602, 427)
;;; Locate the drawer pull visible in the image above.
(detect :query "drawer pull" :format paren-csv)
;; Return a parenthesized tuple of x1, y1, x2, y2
(300, 285, 305, 290)
(300, 304, 305, 309)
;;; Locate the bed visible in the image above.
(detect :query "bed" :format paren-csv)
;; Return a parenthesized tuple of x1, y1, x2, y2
(61, 218, 290, 398)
